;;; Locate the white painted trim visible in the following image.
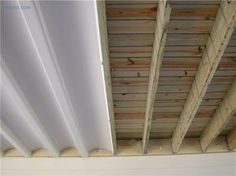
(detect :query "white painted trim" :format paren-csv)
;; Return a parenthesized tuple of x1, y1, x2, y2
(95, 0, 117, 154)
(94, 0, 115, 154)
(1, 153, 236, 176)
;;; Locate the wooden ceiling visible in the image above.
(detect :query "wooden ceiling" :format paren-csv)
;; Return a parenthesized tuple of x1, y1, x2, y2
(105, 0, 236, 154)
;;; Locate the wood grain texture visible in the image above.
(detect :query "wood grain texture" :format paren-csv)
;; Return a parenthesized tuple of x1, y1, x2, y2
(107, 20, 213, 34)
(106, 0, 235, 155)
(200, 80, 236, 151)
(111, 68, 236, 78)
(112, 76, 234, 86)
(227, 126, 236, 150)
(172, 1, 236, 153)
(142, 1, 171, 152)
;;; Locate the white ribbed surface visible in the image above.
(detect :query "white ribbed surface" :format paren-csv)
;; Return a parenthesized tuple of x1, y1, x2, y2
(1, 0, 113, 156)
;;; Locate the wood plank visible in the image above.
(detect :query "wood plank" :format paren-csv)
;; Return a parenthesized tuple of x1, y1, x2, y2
(110, 57, 236, 69)
(114, 110, 215, 120)
(162, 58, 200, 68)
(113, 99, 221, 108)
(224, 46, 236, 57)
(168, 20, 213, 34)
(112, 77, 149, 86)
(219, 113, 236, 133)
(227, 126, 236, 150)
(106, 1, 159, 5)
(109, 34, 209, 46)
(200, 80, 236, 151)
(109, 47, 152, 57)
(114, 105, 217, 113)
(107, 0, 219, 5)
(106, 4, 218, 20)
(97, 1, 117, 154)
(112, 76, 234, 86)
(169, 0, 220, 5)
(160, 68, 236, 77)
(162, 58, 236, 68)
(116, 118, 210, 128)
(166, 34, 209, 46)
(106, 4, 157, 20)
(160, 109, 212, 119)
(109, 34, 154, 46)
(172, 1, 236, 153)
(111, 58, 150, 68)
(164, 46, 204, 57)
(107, 20, 213, 34)
(171, 5, 218, 20)
(109, 46, 212, 58)
(111, 68, 149, 77)
(107, 20, 155, 34)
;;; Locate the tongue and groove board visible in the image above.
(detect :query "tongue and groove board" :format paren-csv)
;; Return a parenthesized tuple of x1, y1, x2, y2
(106, 0, 156, 140)
(106, 0, 236, 142)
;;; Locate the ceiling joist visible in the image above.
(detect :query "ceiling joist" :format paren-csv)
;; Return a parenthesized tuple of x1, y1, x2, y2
(172, 1, 236, 153)
(227, 126, 236, 150)
(142, 0, 171, 153)
(200, 80, 236, 151)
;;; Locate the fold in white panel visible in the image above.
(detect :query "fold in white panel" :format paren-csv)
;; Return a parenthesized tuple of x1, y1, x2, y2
(1, 66, 59, 156)
(0, 135, 13, 152)
(0, 122, 31, 157)
(36, 0, 113, 152)
(15, 0, 88, 156)
(2, 0, 74, 151)
(1, 92, 43, 151)
(2, 0, 113, 155)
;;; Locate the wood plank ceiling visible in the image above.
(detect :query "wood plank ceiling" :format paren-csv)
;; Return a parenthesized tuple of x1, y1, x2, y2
(1, 0, 236, 157)
(106, 0, 236, 153)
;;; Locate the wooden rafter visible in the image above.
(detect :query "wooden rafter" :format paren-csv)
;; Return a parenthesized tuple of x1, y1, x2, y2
(200, 80, 236, 151)
(172, 1, 236, 153)
(96, 1, 117, 154)
(142, 0, 171, 153)
(227, 125, 236, 150)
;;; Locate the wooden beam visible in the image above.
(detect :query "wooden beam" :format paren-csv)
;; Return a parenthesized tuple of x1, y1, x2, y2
(200, 80, 236, 151)
(0, 122, 31, 157)
(172, 1, 236, 153)
(1, 65, 60, 157)
(96, 1, 117, 154)
(142, 1, 171, 153)
(227, 126, 236, 151)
